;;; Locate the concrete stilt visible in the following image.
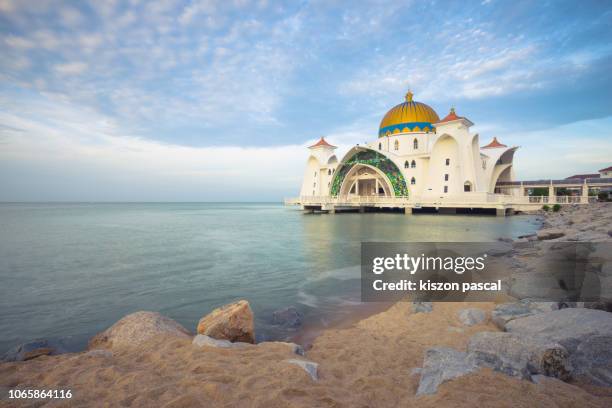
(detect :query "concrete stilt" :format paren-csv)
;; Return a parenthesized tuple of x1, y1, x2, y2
(404, 207, 412, 215)
(581, 182, 589, 204)
(496, 208, 506, 217)
(548, 183, 555, 204)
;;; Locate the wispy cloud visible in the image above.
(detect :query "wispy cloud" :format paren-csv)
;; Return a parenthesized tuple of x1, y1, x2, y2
(0, 94, 306, 201)
(54, 61, 88, 76)
(0, 0, 611, 200)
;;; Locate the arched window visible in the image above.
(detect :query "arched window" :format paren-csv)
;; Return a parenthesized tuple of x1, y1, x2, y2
(411, 160, 416, 168)
(444, 186, 448, 193)
(314, 171, 317, 177)
(413, 138, 418, 149)
(328, 169, 331, 175)
(394, 140, 399, 150)
(404, 160, 409, 169)
(464, 181, 472, 192)
(411, 177, 416, 185)
(445, 158, 450, 166)
(378, 142, 382, 150)
(444, 174, 449, 181)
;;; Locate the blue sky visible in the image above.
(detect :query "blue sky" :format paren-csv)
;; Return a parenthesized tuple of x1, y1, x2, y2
(1, 0, 611, 201)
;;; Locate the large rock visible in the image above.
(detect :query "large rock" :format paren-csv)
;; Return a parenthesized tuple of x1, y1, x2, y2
(491, 300, 559, 330)
(88, 311, 191, 350)
(505, 308, 612, 386)
(573, 335, 612, 386)
(467, 332, 571, 380)
(491, 302, 534, 329)
(197, 300, 255, 343)
(457, 308, 487, 326)
(537, 229, 565, 240)
(271, 306, 303, 328)
(2, 339, 68, 362)
(416, 347, 477, 396)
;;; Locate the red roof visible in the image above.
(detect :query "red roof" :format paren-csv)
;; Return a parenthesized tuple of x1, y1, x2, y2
(599, 166, 612, 172)
(438, 107, 464, 123)
(309, 137, 336, 149)
(482, 137, 507, 149)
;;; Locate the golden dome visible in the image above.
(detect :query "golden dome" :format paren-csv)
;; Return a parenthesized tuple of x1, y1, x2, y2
(378, 91, 440, 137)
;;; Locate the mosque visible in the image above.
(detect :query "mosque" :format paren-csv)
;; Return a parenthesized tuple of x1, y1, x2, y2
(295, 90, 524, 214)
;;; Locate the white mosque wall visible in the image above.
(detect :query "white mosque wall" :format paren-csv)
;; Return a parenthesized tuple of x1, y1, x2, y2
(299, 148, 337, 197)
(299, 156, 320, 197)
(425, 134, 460, 196)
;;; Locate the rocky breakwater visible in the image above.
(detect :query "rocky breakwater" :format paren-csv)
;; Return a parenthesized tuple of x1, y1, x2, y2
(537, 202, 612, 242)
(414, 203, 612, 395)
(415, 302, 612, 395)
(508, 202, 612, 306)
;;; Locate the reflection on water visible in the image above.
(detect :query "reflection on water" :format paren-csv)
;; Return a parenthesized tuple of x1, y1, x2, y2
(0, 203, 539, 352)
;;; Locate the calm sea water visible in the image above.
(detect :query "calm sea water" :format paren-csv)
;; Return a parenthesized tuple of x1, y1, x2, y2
(0, 203, 539, 353)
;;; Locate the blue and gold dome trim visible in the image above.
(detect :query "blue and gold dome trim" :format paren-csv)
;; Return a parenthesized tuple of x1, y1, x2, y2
(378, 91, 440, 137)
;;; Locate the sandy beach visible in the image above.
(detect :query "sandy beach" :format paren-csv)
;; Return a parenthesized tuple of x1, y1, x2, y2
(1, 203, 611, 407)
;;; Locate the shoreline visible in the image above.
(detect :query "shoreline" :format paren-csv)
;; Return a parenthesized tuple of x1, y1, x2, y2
(1, 204, 611, 407)
(290, 210, 543, 350)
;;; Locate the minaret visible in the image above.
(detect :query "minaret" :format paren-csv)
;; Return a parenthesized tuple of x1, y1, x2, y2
(300, 137, 338, 197)
(307, 137, 337, 164)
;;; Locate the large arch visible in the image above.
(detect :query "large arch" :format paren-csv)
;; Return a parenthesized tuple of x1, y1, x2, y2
(490, 165, 513, 193)
(330, 148, 409, 197)
(338, 164, 394, 196)
(488, 147, 518, 192)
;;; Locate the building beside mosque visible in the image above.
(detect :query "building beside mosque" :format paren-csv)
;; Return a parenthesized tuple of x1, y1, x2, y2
(297, 91, 521, 213)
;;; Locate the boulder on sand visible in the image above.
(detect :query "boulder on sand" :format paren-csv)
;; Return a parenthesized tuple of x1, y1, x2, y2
(88, 311, 191, 350)
(457, 308, 487, 326)
(505, 308, 612, 386)
(197, 300, 255, 343)
(467, 331, 571, 380)
(537, 229, 565, 241)
(416, 347, 477, 396)
(491, 300, 559, 330)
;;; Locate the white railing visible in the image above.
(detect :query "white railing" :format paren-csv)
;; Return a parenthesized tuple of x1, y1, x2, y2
(555, 196, 582, 204)
(285, 194, 599, 207)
